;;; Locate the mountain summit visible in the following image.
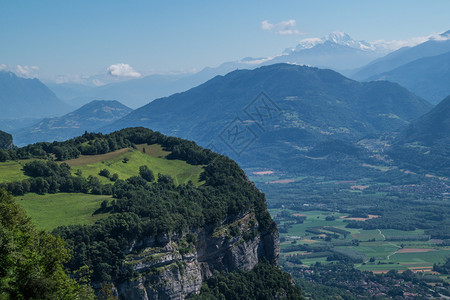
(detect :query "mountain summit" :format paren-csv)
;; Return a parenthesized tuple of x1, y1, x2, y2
(13, 100, 132, 146)
(285, 32, 375, 53)
(0, 71, 72, 119)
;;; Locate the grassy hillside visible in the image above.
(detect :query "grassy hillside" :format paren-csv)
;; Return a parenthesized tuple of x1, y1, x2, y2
(0, 144, 204, 187)
(0, 159, 31, 182)
(63, 144, 205, 186)
(2, 143, 204, 231)
(15, 193, 112, 231)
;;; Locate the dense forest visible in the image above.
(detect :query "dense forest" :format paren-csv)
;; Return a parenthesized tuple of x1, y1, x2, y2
(192, 262, 302, 300)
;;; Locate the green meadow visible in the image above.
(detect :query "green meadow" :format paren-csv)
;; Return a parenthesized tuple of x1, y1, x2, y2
(63, 144, 205, 186)
(0, 159, 32, 182)
(16, 193, 111, 231)
(4, 144, 206, 231)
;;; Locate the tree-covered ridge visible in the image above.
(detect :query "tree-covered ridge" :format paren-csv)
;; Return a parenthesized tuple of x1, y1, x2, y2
(0, 127, 215, 163)
(0, 189, 95, 299)
(192, 262, 302, 300)
(389, 95, 450, 177)
(0, 127, 276, 285)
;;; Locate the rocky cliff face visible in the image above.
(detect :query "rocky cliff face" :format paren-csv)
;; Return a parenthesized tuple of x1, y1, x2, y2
(116, 211, 279, 299)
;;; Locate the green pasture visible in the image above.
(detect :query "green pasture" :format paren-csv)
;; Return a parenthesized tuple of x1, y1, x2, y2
(352, 229, 384, 241)
(381, 228, 425, 237)
(63, 144, 205, 186)
(0, 160, 32, 182)
(15, 193, 111, 231)
(390, 249, 450, 265)
(348, 241, 399, 259)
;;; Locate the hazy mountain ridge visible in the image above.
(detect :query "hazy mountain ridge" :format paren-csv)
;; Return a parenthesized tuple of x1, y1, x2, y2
(13, 100, 132, 146)
(47, 32, 389, 109)
(366, 51, 450, 104)
(103, 63, 431, 173)
(47, 74, 189, 108)
(389, 95, 450, 176)
(0, 71, 72, 119)
(398, 95, 450, 146)
(352, 30, 450, 81)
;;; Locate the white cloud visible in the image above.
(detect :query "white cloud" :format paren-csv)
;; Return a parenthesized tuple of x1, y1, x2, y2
(107, 63, 141, 78)
(261, 19, 303, 36)
(0, 64, 7, 71)
(15, 65, 39, 77)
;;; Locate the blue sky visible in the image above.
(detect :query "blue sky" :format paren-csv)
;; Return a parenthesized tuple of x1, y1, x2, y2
(1, 0, 449, 80)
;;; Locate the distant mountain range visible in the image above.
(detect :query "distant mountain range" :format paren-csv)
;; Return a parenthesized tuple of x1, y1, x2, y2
(103, 63, 432, 173)
(47, 31, 450, 109)
(0, 117, 44, 133)
(271, 32, 387, 72)
(389, 95, 450, 176)
(399, 95, 450, 146)
(46, 74, 188, 109)
(13, 100, 132, 146)
(0, 71, 72, 119)
(352, 30, 450, 83)
(47, 32, 389, 109)
(365, 51, 450, 104)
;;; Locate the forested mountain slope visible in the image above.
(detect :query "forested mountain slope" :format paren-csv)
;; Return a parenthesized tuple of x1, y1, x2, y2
(0, 127, 301, 299)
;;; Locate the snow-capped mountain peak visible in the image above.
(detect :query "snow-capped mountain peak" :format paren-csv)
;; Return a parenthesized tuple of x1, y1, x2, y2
(286, 32, 375, 53)
(327, 31, 352, 43)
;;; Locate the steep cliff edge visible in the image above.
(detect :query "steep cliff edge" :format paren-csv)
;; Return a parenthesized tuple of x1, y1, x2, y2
(117, 212, 280, 299)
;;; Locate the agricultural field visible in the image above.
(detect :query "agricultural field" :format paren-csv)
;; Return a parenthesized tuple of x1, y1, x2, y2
(62, 144, 205, 186)
(271, 209, 450, 274)
(247, 170, 307, 184)
(15, 193, 111, 231)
